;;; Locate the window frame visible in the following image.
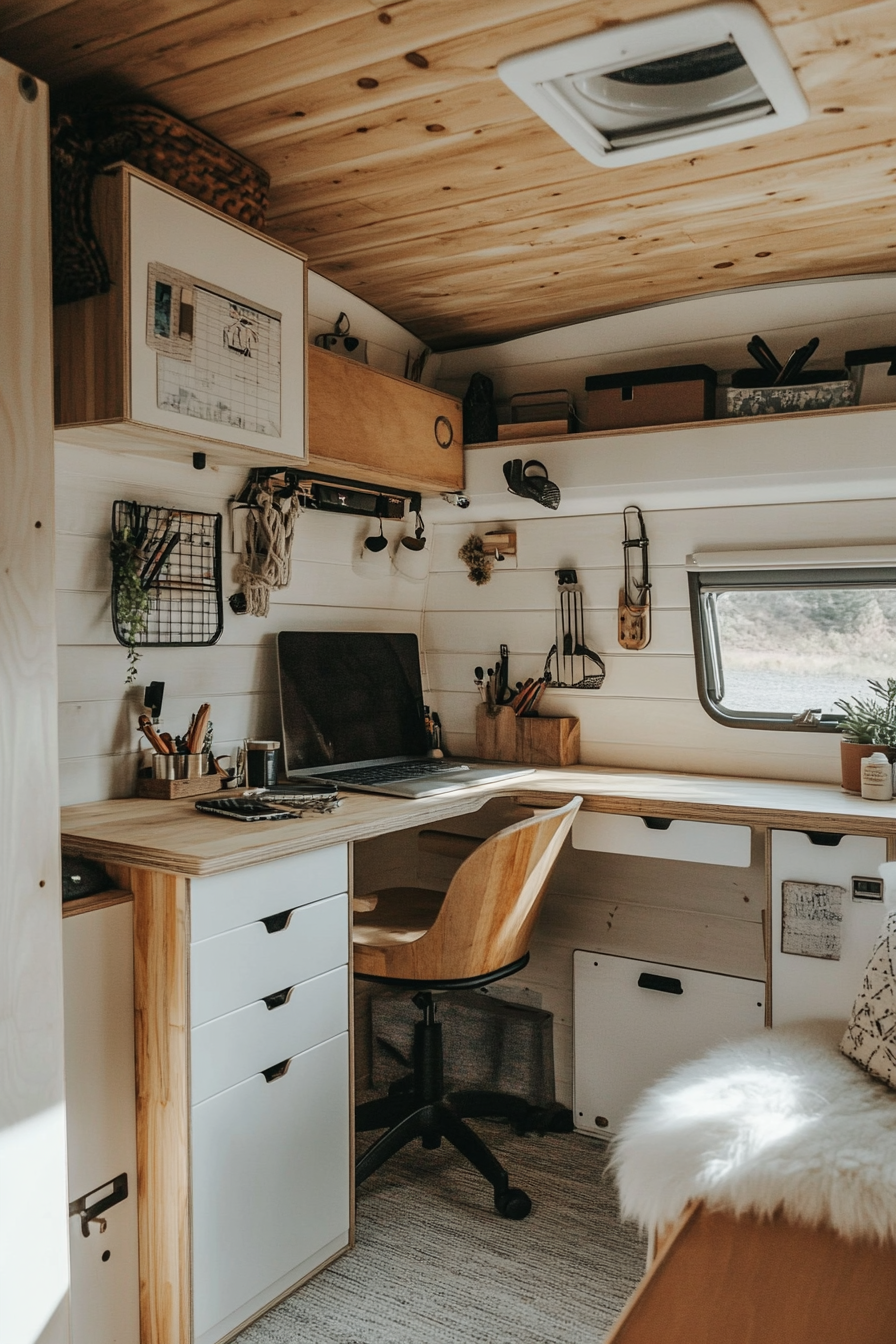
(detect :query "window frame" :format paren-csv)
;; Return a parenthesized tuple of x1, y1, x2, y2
(687, 564, 896, 732)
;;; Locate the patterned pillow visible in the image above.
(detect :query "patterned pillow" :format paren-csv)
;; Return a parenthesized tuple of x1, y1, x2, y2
(842, 862, 896, 1088)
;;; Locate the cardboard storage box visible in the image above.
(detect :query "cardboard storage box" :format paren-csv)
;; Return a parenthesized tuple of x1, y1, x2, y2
(585, 363, 716, 431)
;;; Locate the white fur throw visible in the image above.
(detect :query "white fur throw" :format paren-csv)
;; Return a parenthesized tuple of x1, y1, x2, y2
(612, 1021, 896, 1242)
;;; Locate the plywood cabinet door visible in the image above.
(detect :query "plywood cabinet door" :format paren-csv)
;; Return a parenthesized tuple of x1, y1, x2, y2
(308, 344, 463, 493)
(55, 165, 307, 467)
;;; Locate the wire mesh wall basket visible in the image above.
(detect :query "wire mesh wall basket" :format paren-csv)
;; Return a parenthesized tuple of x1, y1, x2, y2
(111, 499, 223, 647)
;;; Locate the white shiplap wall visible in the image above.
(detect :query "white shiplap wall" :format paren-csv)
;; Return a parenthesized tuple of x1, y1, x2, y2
(424, 494, 896, 786)
(427, 276, 896, 785)
(57, 273, 429, 806)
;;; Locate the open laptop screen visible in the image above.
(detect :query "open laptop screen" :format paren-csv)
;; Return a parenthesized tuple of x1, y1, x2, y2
(277, 631, 428, 773)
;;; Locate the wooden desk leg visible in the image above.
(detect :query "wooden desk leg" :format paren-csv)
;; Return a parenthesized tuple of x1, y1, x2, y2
(109, 864, 190, 1344)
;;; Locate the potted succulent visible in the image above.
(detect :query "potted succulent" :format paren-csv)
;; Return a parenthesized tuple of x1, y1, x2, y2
(835, 678, 896, 793)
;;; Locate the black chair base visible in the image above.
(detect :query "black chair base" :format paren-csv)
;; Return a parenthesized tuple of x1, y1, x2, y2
(355, 991, 573, 1219)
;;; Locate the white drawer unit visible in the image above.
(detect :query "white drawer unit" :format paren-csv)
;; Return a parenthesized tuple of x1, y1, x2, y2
(191, 965, 349, 1105)
(63, 900, 140, 1344)
(192, 1032, 351, 1344)
(191, 890, 348, 1026)
(190, 845, 348, 942)
(573, 950, 765, 1134)
(770, 829, 888, 1027)
(572, 812, 752, 867)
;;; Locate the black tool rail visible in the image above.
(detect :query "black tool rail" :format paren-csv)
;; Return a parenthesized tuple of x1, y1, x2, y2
(111, 499, 223, 647)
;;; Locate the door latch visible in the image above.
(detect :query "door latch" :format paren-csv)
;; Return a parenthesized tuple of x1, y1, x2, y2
(69, 1172, 128, 1238)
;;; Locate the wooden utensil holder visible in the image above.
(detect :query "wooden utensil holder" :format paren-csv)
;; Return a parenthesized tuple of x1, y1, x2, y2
(137, 774, 224, 800)
(475, 704, 580, 767)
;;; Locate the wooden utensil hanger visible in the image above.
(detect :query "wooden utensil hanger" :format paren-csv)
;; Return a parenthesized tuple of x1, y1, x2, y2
(619, 505, 651, 650)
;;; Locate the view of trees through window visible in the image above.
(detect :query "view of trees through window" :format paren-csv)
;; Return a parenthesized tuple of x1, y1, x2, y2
(715, 587, 896, 715)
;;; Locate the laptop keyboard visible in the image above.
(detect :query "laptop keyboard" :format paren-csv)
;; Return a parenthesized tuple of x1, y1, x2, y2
(331, 761, 470, 785)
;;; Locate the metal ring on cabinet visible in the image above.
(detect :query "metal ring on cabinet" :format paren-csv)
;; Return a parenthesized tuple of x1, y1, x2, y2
(434, 415, 454, 449)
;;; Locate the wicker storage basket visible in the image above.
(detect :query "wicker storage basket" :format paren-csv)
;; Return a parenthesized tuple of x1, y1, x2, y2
(51, 103, 270, 306)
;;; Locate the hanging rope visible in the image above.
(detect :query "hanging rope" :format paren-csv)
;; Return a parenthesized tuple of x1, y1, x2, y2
(234, 481, 300, 617)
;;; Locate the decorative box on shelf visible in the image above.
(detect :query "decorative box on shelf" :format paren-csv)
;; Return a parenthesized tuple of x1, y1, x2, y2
(54, 163, 307, 466)
(475, 704, 580, 768)
(497, 389, 576, 441)
(726, 369, 856, 417)
(584, 364, 716, 431)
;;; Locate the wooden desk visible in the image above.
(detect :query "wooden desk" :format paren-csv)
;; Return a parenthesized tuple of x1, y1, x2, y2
(60, 767, 896, 1344)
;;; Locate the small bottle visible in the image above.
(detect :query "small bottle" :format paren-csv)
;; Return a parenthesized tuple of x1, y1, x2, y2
(861, 752, 893, 801)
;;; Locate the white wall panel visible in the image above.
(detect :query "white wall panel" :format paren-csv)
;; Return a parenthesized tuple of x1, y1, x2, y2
(423, 494, 891, 784)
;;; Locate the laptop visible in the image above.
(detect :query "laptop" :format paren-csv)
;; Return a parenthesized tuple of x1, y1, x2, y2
(276, 631, 533, 798)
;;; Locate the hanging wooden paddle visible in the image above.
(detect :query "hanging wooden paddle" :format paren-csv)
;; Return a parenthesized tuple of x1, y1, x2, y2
(618, 504, 651, 650)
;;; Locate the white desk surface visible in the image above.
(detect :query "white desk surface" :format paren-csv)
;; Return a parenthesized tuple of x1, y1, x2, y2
(61, 765, 896, 878)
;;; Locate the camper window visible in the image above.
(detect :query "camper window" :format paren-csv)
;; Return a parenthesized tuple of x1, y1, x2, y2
(688, 562, 896, 731)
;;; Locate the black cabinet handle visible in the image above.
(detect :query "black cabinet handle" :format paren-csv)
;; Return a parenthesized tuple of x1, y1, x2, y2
(804, 831, 843, 847)
(262, 986, 293, 1010)
(261, 909, 293, 934)
(262, 1058, 292, 1083)
(642, 816, 673, 831)
(434, 415, 454, 448)
(638, 972, 683, 995)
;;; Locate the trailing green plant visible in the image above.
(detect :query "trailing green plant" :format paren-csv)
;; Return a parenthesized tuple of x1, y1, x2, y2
(458, 534, 492, 586)
(835, 678, 896, 745)
(110, 504, 152, 684)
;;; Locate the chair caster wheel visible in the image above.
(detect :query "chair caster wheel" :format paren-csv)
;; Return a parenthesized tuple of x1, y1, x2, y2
(495, 1187, 531, 1219)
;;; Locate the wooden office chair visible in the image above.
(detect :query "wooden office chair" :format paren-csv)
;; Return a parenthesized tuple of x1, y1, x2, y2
(353, 795, 582, 1219)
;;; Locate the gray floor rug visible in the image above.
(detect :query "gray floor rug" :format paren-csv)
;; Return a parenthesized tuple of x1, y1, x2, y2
(238, 1120, 647, 1344)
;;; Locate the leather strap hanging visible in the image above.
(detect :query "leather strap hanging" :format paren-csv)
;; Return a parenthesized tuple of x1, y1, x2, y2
(619, 505, 651, 649)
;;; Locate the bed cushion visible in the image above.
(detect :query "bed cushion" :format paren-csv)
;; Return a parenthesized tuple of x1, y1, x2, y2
(612, 1022, 896, 1242)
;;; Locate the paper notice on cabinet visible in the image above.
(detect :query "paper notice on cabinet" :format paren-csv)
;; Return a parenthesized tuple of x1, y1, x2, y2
(781, 880, 845, 960)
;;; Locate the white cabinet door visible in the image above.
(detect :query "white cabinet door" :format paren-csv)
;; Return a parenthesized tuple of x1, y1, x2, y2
(573, 950, 765, 1134)
(770, 829, 888, 1027)
(129, 174, 306, 459)
(63, 902, 140, 1344)
(191, 1032, 350, 1342)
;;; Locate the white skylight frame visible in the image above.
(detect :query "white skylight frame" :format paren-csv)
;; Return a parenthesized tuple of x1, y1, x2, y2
(498, 2, 809, 168)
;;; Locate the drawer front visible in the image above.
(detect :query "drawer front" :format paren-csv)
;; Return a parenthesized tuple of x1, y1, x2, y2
(190, 845, 348, 943)
(572, 812, 751, 868)
(573, 950, 765, 1134)
(192, 1031, 350, 1340)
(770, 829, 888, 1027)
(191, 891, 348, 1026)
(191, 965, 348, 1105)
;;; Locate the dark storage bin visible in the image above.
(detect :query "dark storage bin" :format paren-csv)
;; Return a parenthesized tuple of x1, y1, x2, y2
(584, 363, 716, 431)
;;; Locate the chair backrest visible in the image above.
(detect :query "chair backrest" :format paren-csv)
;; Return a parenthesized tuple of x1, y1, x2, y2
(418, 795, 582, 982)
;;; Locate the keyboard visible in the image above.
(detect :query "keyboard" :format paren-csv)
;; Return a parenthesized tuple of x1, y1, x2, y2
(330, 761, 470, 785)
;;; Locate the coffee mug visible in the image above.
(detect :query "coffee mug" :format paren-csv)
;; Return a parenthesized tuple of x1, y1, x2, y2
(245, 739, 279, 788)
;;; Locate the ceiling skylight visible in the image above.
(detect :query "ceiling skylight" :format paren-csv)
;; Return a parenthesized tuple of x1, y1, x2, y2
(498, 3, 808, 167)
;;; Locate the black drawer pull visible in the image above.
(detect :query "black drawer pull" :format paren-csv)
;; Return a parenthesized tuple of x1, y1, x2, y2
(638, 972, 683, 995)
(262, 986, 293, 1011)
(804, 831, 843, 847)
(262, 1058, 292, 1083)
(641, 816, 673, 830)
(261, 909, 293, 934)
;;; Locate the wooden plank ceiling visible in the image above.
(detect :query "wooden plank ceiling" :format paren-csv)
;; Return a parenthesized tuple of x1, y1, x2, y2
(2, 0, 896, 347)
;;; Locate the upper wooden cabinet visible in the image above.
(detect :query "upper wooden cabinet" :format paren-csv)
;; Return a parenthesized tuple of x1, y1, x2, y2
(308, 344, 463, 494)
(54, 165, 307, 466)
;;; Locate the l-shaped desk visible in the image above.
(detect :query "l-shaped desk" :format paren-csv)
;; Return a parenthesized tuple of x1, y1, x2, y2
(61, 766, 896, 1344)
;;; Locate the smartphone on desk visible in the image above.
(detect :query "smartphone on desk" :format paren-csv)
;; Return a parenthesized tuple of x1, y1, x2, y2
(195, 797, 299, 822)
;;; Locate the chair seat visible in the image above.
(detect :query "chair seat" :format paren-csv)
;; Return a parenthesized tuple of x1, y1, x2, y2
(353, 886, 446, 948)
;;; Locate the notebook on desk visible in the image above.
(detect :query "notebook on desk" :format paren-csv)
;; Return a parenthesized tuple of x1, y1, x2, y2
(277, 631, 533, 798)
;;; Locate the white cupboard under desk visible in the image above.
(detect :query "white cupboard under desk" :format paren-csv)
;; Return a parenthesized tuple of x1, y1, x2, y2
(770, 829, 888, 1027)
(63, 897, 140, 1344)
(573, 950, 765, 1134)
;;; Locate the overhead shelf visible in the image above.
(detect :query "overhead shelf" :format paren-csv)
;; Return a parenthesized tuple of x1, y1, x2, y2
(427, 399, 896, 523)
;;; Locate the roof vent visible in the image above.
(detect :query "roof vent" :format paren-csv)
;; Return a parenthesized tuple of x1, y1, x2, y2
(498, 2, 808, 167)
